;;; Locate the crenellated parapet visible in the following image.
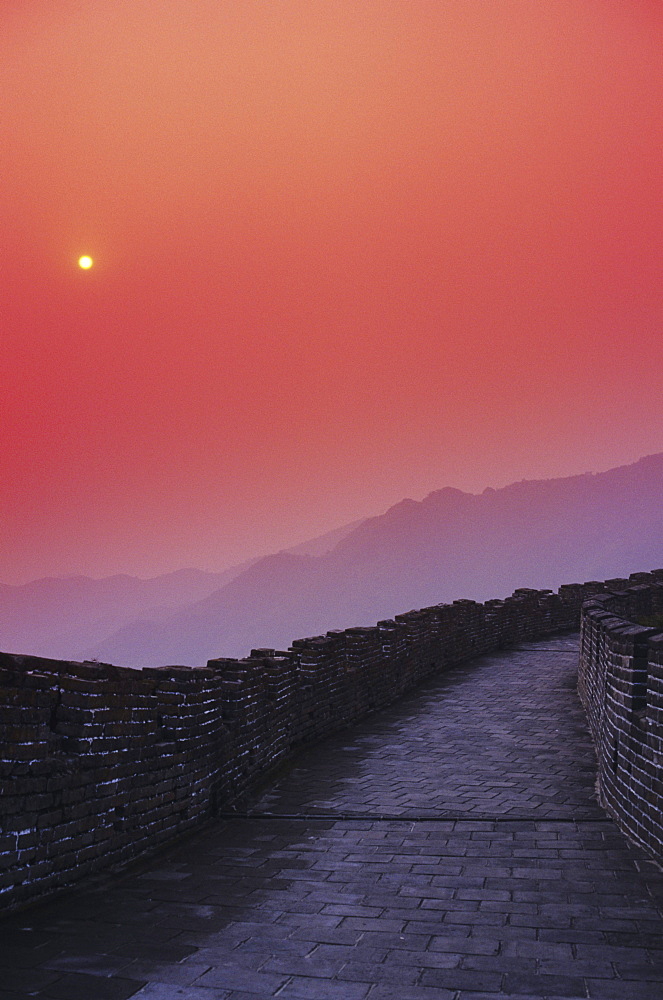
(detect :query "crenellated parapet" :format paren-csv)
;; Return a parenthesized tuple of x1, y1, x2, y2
(578, 570, 663, 862)
(0, 573, 657, 912)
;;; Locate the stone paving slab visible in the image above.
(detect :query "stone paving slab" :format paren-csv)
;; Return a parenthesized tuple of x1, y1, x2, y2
(1, 635, 663, 999)
(244, 636, 599, 821)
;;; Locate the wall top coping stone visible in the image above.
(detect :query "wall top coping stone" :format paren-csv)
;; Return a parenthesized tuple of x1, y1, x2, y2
(581, 578, 663, 645)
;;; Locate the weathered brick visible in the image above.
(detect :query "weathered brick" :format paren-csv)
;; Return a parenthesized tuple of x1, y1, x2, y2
(1, 571, 659, 911)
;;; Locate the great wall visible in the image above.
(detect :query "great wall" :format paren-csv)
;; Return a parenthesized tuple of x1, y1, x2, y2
(2, 570, 662, 916)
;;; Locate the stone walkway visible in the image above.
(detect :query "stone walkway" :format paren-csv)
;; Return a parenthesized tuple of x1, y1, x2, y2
(2, 636, 663, 999)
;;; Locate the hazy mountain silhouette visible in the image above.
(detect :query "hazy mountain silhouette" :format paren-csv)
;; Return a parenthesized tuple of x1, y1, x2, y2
(280, 517, 366, 557)
(87, 453, 663, 666)
(0, 568, 230, 661)
(0, 519, 363, 661)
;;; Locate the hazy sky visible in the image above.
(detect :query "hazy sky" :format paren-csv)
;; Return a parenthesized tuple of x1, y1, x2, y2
(2, 0, 661, 584)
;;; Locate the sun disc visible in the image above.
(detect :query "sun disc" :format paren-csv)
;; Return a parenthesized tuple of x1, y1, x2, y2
(78, 255, 93, 269)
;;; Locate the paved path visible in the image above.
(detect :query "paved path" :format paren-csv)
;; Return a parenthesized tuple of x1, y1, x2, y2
(2, 636, 663, 1000)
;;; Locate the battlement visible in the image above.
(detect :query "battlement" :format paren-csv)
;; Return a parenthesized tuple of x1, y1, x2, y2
(578, 572, 663, 861)
(2, 572, 662, 912)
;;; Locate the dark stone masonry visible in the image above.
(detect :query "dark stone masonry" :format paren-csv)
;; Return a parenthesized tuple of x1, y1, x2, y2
(1, 571, 663, 919)
(578, 575, 663, 861)
(1, 626, 663, 998)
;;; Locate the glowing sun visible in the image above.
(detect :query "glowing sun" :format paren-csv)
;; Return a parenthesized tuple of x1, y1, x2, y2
(78, 255, 93, 269)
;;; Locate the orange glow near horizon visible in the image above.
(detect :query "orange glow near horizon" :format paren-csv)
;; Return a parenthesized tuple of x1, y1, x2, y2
(1, 0, 661, 583)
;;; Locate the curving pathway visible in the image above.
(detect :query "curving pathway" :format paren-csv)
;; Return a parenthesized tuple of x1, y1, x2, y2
(2, 636, 663, 1000)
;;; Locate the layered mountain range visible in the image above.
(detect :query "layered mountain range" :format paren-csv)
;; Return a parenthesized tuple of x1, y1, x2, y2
(2, 454, 662, 666)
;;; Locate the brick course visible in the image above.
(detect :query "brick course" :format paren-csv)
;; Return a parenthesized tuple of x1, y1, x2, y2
(578, 571, 663, 861)
(1, 572, 659, 912)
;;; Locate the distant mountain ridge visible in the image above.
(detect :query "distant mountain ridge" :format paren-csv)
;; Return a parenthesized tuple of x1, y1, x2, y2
(0, 519, 363, 661)
(0, 568, 228, 662)
(89, 452, 663, 665)
(2, 454, 662, 666)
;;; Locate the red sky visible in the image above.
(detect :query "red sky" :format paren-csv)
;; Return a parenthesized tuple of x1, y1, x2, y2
(1, 0, 661, 584)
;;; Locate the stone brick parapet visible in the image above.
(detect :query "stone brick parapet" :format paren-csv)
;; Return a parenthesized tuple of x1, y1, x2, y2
(0, 573, 648, 911)
(578, 571, 663, 861)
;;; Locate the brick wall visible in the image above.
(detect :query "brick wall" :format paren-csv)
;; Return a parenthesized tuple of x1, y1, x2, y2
(0, 574, 645, 912)
(578, 571, 663, 861)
